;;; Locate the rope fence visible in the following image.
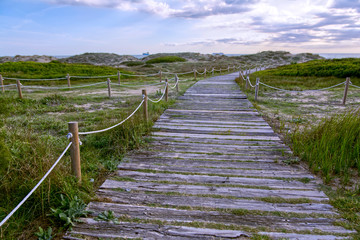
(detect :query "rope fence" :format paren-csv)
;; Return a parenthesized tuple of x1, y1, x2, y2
(0, 63, 244, 229)
(0, 66, 236, 98)
(0, 141, 73, 228)
(240, 75, 358, 105)
(0, 69, 193, 228)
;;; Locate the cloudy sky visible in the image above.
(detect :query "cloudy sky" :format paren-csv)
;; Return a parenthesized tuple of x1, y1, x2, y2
(0, 0, 359, 55)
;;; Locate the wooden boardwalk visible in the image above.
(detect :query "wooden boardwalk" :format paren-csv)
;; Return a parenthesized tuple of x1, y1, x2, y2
(64, 73, 353, 239)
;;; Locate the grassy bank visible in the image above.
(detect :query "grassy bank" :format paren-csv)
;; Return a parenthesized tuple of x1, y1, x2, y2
(292, 110, 360, 183)
(237, 58, 360, 236)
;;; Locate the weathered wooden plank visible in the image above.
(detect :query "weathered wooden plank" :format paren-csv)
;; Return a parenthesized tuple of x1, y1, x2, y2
(124, 157, 299, 171)
(127, 151, 288, 163)
(87, 202, 352, 234)
(97, 189, 336, 215)
(100, 180, 327, 201)
(151, 136, 284, 147)
(144, 145, 291, 156)
(257, 232, 347, 240)
(152, 132, 282, 141)
(166, 109, 258, 114)
(163, 111, 260, 118)
(118, 163, 313, 179)
(154, 128, 278, 137)
(152, 125, 275, 134)
(183, 93, 247, 98)
(65, 219, 250, 239)
(154, 122, 272, 129)
(148, 140, 289, 151)
(158, 115, 267, 123)
(115, 170, 317, 189)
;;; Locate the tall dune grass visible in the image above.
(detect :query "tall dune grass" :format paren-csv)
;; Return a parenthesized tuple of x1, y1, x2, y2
(292, 109, 360, 183)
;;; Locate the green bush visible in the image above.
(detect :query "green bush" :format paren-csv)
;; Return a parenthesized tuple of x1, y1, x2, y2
(122, 61, 144, 67)
(146, 56, 186, 64)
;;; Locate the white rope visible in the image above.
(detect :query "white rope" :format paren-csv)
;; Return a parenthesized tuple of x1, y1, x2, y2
(110, 82, 164, 87)
(2, 84, 17, 87)
(175, 71, 194, 76)
(178, 78, 193, 82)
(0, 142, 72, 228)
(259, 81, 346, 92)
(247, 78, 256, 88)
(239, 72, 247, 81)
(350, 83, 360, 89)
(148, 83, 168, 103)
(169, 77, 179, 89)
(70, 75, 117, 79)
(21, 81, 107, 90)
(78, 99, 145, 135)
(196, 69, 206, 75)
(120, 72, 159, 77)
(4, 77, 67, 81)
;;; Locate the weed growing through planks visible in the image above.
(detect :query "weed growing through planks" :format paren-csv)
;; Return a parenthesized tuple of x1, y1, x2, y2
(49, 195, 91, 228)
(34, 226, 54, 240)
(95, 210, 120, 224)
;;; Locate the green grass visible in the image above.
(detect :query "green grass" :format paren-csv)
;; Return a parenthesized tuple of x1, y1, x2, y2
(0, 61, 122, 79)
(263, 58, 360, 78)
(146, 56, 186, 64)
(291, 109, 360, 184)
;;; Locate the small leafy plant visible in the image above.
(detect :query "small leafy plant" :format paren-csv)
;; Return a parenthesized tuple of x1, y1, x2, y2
(95, 210, 120, 224)
(34, 227, 54, 240)
(49, 194, 91, 228)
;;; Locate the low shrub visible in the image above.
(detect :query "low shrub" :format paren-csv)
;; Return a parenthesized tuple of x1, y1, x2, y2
(146, 56, 186, 64)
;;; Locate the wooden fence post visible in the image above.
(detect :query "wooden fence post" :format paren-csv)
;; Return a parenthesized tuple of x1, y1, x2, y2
(68, 122, 81, 182)
(245, 76, 249, 90)
(0, 74, 4, 93)
(159, 70, 162, 82)
(342, 77, 350, 105)
(228, 66, 230, 73)
(212, 68, 215, 77)
(16, 80, 23, 99)
(204, 68, 207, 79)
(175, 74, 179, 93)
(67, 74, 71, 88)
(165, 79, 169, 102)
(107, 78, 111, 98)
(194, 69, 197, 80)
(220, 68, 222, 74)
(255, 78, 260, 101)
(117, 71, 121, 85)
(142, 89, 148, 121)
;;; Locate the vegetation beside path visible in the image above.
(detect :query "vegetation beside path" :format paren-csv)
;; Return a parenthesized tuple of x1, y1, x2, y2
(0, 61, 198, 239)
(238, 58, 360, 237)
